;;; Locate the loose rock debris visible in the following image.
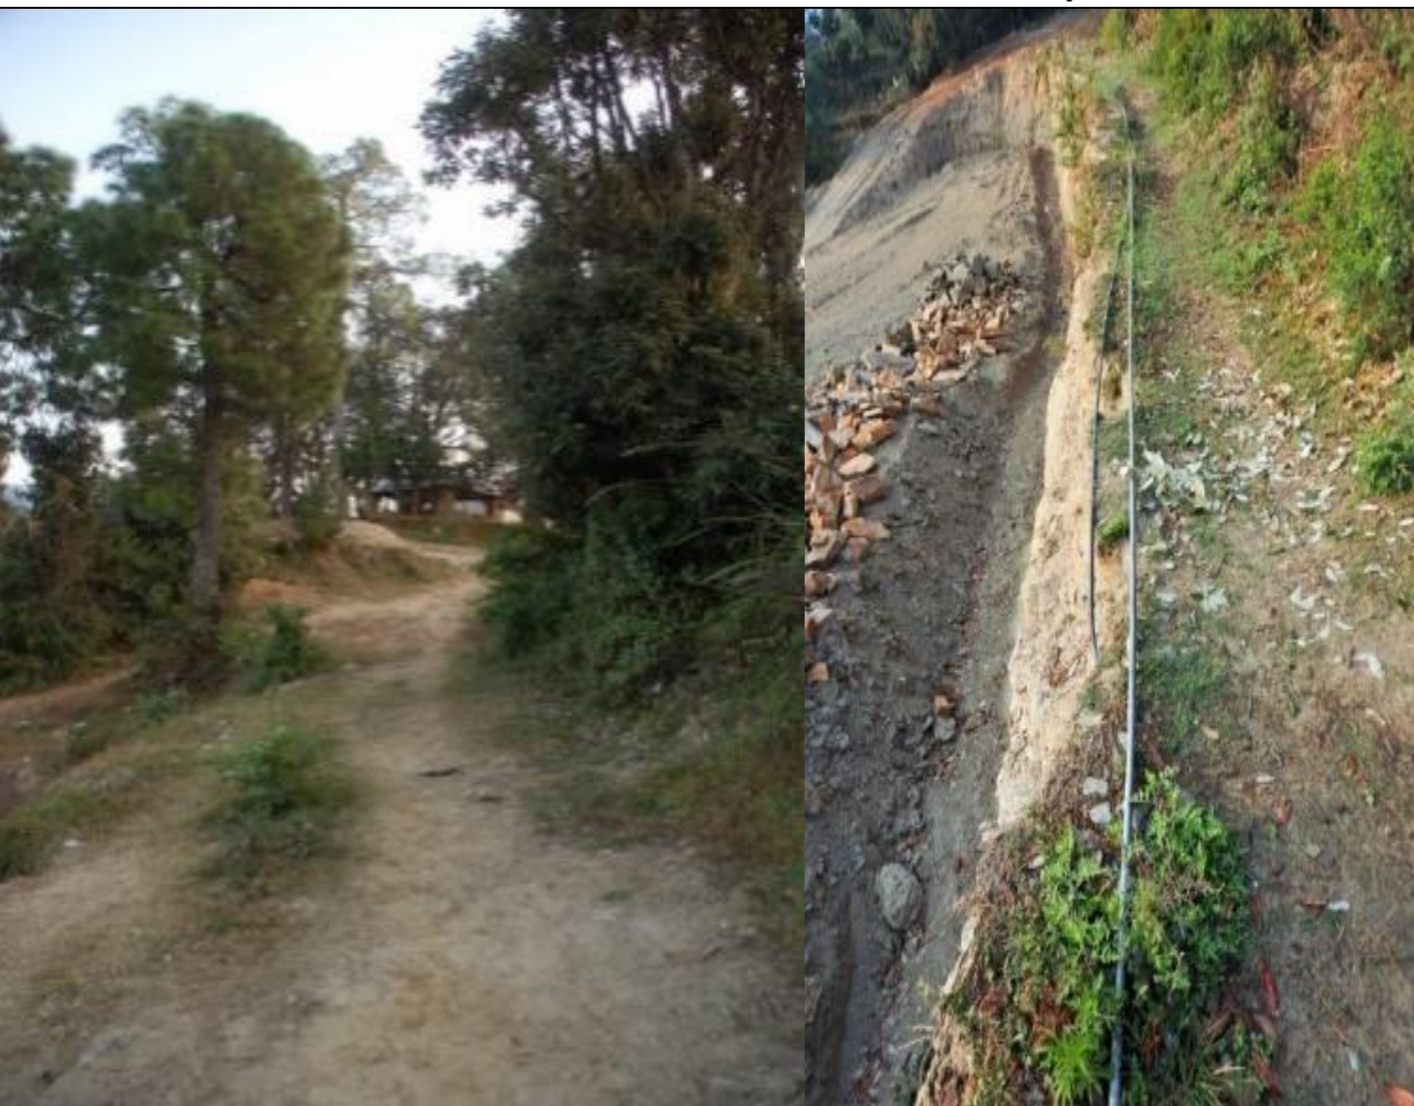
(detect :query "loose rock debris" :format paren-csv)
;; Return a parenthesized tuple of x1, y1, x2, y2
(804, 254, 1027, 659)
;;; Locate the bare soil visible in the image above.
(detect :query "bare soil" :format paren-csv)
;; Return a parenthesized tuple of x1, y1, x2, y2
(804, 33, 1074, 1106)
(0, 538, 800, 1105)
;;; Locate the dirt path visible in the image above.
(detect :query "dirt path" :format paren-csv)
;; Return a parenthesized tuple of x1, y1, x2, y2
(0, 555, 800, 1105)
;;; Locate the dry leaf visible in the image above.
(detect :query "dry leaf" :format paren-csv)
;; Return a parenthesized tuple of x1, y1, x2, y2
(1274, 796, 1292, 825)
(1385, 1085, 1414, 1106)
(806, 662, 829, 684)
(1258, 959, 1280, 1018)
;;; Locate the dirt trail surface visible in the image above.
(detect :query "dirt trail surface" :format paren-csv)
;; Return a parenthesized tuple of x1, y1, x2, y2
(0, 543, 801, 1105)
(804, 31, 1073, 1106)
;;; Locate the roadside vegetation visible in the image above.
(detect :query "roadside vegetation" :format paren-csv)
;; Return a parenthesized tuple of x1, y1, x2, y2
(923, 13, 1414, 1104)
(423, 12, 803, 945)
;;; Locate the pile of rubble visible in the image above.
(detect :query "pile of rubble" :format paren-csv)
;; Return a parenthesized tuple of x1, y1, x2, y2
(805, 254, 1028, 660)
(896, 253, 1028, 380)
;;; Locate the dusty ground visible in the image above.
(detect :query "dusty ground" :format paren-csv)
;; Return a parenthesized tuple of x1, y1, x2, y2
(0, 537, 800, 1105)
(804, 31, 1075, 1106)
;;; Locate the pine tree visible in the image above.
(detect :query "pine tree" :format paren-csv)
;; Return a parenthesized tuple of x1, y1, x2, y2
(85, 100, 349, 634)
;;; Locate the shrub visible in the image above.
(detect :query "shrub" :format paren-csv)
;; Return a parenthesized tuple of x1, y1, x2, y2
(952, 773, 1258, 1105)
(1222, 63, 1301, 216)
(229, 604, 329, 692)
(1148, 11, 1303, 120)
(478, 522, 579, 659)
(199, 723, 352, 883)
(1309, 114, 1414, 361)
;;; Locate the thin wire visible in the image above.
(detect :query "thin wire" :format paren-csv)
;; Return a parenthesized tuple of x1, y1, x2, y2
(1107, 104, 1139, 1106)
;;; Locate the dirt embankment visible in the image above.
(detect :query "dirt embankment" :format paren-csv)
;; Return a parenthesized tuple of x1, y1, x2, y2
(805, 28, 1087, 1106)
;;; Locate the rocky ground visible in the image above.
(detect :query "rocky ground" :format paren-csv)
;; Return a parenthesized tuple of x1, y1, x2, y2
(804, 32, 1072, 1102)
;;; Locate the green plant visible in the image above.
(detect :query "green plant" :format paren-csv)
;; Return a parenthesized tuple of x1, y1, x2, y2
(198, 722, 353, 884)
(949, 776, 1257, 1105)
(1221, 64, 1300, 216)
(228, 604, 329, 693)
(1098, 511, 1130, 555)
(293, 475, 343, 550)
(1306, 115, 1414, 361)
(1355, 423, 1414, 495)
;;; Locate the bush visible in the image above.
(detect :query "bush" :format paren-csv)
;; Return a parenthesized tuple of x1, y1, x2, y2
(199, 723, 352, 883)
(1306, 115, 1414, 361)
(1148, 11, 1303, 120)
(953, 773, 1260, 1105)
(1222, 63, 1301, 216)
(478, 523, 579, 659)
(227, 604, 328, 692)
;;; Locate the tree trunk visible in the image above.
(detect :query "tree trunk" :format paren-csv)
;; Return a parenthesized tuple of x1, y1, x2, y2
(190, 387, 225, 623)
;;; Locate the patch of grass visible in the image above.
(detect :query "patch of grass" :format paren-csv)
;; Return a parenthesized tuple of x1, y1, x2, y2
(1097, 511, 1130, 556)
(0, 781, 117, 880)
(197, 722, 354, 886)
(1355, 423, 1414, 495)
(949, 773, 1263, 1106)
(1138, 637, 1230, 749)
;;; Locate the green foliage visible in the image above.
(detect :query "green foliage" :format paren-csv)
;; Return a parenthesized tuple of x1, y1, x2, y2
(427, 12, 802, 701)
(1146, 11, 1303, 121)
(293, 475, 342, 550)
(954, 776, 1258, 1105)
(478, 523, 579, 659)
(1221, 64, 1300, 216)
(198, 722, 352, 883)
(227, 604, 329, 693)
(1356, 423, 1414, 495)
(1097, 510, 1129, 555)
(1303, 115, 1414, 361)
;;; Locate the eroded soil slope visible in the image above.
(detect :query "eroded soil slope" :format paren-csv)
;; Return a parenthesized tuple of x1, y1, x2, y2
(804, 35, 1073, 1106)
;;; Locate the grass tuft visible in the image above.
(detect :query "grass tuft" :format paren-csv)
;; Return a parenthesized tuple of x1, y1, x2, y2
(197, 722, 353, 886)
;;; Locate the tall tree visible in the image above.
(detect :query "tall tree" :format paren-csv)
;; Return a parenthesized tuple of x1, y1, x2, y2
(86, 100, 349, 631)
(0, 125, 82, 471)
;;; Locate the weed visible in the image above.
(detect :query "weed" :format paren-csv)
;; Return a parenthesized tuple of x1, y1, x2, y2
(197, 722, 353, 885)
(0, 786, 110, 880)
(1097, 511, 1130, 556)
(1355, 424, 1414, 495)
(950, 773, 1257, 1105)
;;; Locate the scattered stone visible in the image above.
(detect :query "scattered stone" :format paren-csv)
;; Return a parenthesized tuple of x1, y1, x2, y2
(1305, 844, 1322, 860)
(842, 517, 889, 541)
(934, 717, 958, 744)
(838, 453, 877, 478)
(875, 862, 923, 931)
(1082, 777, 1109, 799)
(468, 789, 504, 803)
(1087, 802, 1113, 827)
(804, 570, 836, 599)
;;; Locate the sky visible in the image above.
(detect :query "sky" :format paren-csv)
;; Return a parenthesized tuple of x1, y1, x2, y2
(0, 9, 519, 488)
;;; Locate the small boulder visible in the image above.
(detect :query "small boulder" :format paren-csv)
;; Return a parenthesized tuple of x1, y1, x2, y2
(876, 862, 923, 931)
